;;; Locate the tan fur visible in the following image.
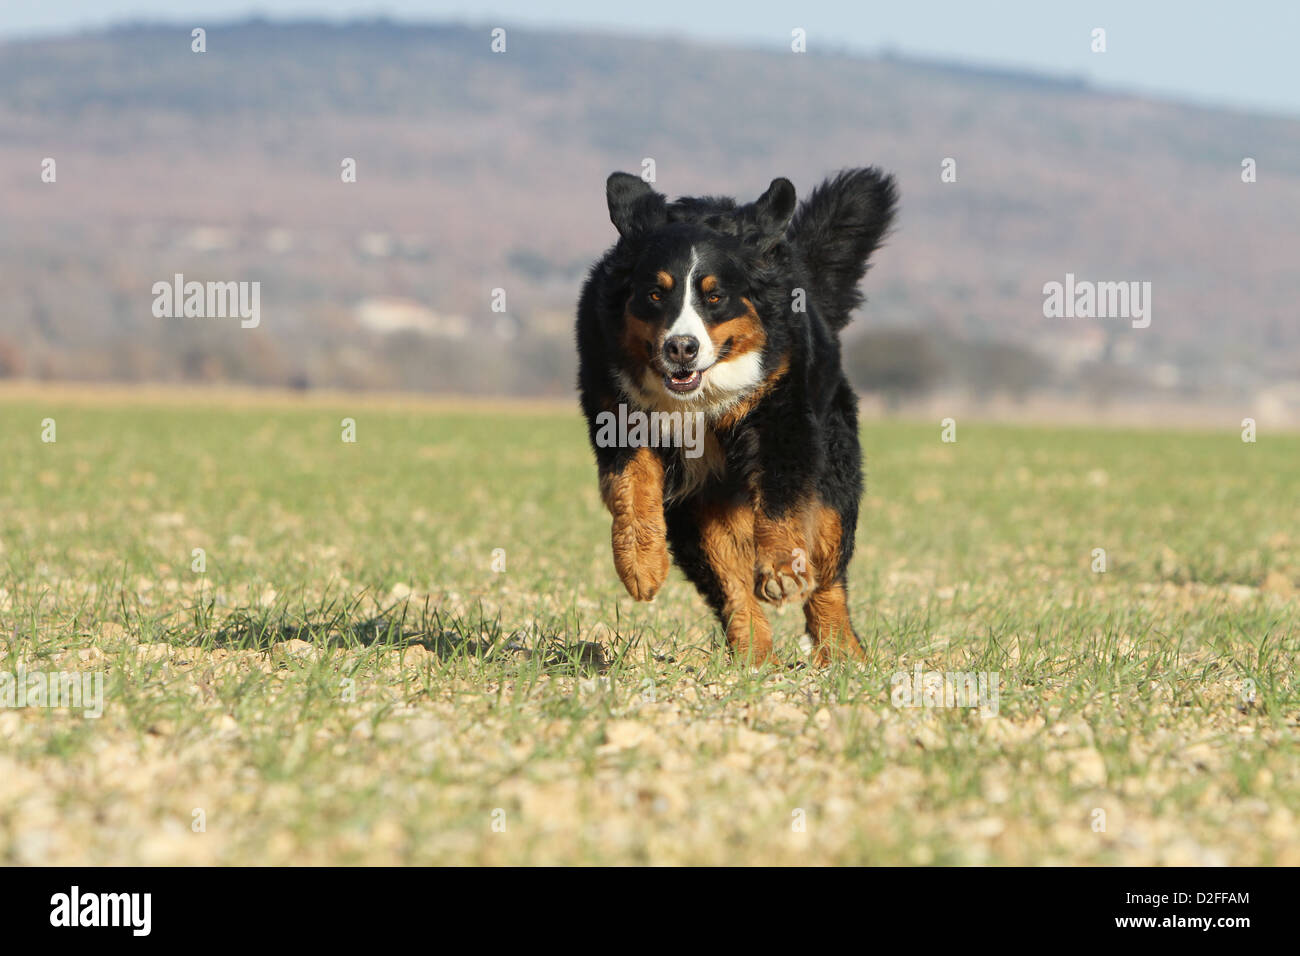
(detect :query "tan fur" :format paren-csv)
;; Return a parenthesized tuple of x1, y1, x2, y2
(696, 497, 775, 665)
(803, 582, 863, 665)
(803, 505, 866, 664)
(808, 503, 844, 581)
(752, 494, 816, 605)
(600, 447, 669, 601)
(706, 297, 766, 358)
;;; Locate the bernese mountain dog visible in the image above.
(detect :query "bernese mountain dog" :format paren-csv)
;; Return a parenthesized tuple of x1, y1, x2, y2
(576, 168, 897, 665)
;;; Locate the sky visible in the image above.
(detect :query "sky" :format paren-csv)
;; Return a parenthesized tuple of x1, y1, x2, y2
(2, 1, 1298, 118)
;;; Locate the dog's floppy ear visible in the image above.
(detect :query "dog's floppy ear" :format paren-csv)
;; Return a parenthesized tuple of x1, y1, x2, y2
(607, 172, 666, 238)
(754, 177, 797, 238)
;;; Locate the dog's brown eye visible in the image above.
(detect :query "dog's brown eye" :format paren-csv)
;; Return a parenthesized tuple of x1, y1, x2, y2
(649, 290, 662, 302)
(708, 294, 721, 304)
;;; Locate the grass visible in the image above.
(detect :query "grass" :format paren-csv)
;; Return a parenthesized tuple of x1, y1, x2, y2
(1, 388, 1297, 864)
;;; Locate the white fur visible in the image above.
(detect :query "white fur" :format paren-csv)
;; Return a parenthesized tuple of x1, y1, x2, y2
(663, 252, 717, 368)
(700, 350, 763, 402)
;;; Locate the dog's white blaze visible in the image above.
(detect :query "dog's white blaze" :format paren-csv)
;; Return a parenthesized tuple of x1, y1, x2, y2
(663, 251, 717, 368)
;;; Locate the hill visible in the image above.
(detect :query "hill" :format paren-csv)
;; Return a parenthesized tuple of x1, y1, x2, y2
(1, 19, 1298, 401)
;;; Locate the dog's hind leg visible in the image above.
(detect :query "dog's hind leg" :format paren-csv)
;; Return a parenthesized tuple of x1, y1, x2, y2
(803, 581, 863, 665)
(803, 502, 866, 665)
(669, 494, 775, 665)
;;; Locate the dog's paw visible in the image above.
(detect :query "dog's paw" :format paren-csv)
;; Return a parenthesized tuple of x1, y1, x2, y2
(611, 515, 670, 601)
(754, 550, 815, 605)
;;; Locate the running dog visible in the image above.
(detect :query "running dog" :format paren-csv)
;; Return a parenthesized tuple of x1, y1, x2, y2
(576, 168, 897, 664)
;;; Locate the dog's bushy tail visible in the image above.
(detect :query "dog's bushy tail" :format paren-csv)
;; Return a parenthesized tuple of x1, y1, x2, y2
(788, 167, 897, 329)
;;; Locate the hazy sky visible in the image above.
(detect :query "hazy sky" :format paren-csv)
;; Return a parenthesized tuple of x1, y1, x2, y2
(3, 1, 1297, 118)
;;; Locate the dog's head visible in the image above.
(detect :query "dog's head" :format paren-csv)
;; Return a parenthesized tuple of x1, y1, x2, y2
(602, 172, 797, 413)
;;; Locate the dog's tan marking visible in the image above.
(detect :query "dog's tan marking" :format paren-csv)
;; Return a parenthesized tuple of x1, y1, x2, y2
(655, 270, 674, 290)
(696, 497, 775, 665)
(700, 274, 718, 293)
(706, 296, 766, 358)
(808, 503, 844, 581)
(802, 505, 866, 664)
(803, 581, 864, 665)
(753, 494, 816, 606)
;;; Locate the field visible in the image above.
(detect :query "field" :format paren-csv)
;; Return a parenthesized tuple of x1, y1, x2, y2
(1, 387, 1297, 865)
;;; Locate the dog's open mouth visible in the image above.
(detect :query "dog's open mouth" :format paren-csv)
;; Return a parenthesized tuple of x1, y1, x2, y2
(664, 368, 703, 393)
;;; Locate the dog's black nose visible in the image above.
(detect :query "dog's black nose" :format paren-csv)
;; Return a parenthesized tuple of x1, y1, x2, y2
(663, 335, 699, 365)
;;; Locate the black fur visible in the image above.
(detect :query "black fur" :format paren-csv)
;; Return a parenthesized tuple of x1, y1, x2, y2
(576, 168, 897, 661)
(788, 169, 898, 327)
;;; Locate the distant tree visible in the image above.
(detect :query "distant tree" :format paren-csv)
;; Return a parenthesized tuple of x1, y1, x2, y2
(0, 338, 25, 378)
(1075, 360, 1147, 409)
(846, 329, 947, 409)
(957, 340, 1051, 402)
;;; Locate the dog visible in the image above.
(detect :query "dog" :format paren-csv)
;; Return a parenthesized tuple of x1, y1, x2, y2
(576, 168, 897, 665)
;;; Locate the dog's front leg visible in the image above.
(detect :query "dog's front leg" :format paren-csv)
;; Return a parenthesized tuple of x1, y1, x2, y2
(599, 446, 670, 601)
